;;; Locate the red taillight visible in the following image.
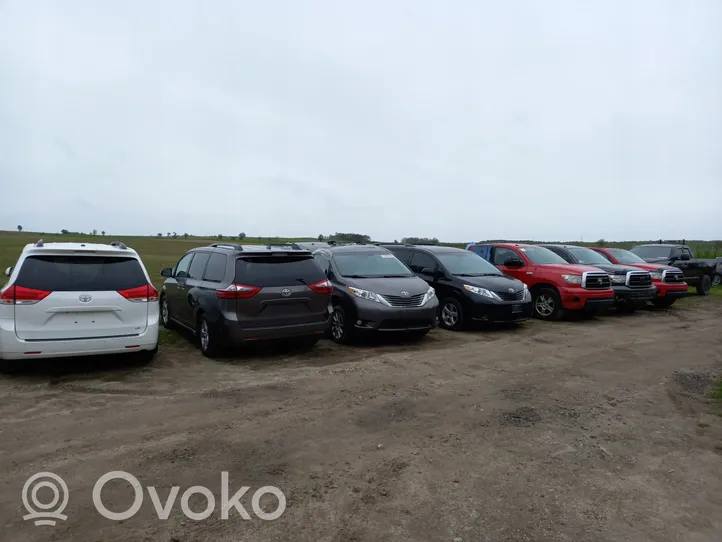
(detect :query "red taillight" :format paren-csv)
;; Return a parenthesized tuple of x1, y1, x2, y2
(216, 283, 261, 299)
(308, 279, 333, 294)
(0, 285, 51, 305)
(118, 284, 159, 303)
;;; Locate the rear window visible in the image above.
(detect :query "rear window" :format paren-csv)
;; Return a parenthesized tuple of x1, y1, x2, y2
(235, 255, 325, 287)
(15, 256, 147, 291)
(631, 246, 672, 259)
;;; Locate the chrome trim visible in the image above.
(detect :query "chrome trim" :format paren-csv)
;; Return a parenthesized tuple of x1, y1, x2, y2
(581, 271, 610, 289)
(625, 271, 651, 287)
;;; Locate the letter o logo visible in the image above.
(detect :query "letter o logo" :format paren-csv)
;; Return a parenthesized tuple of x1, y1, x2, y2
(92, 471, 143, 521)
(251, 486, 286, 520)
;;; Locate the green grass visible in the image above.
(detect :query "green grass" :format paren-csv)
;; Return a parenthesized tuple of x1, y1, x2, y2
(710, 379, 722, 403)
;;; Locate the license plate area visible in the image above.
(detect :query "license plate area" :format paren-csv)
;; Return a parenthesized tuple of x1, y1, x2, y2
(511, 304, 522, 313)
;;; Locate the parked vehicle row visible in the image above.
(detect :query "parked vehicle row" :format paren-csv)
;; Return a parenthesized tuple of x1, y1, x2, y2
(0, 238, 709, 364)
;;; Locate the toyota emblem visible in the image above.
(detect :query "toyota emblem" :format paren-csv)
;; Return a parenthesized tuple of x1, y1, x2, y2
(508, 288, 514, 293)
(281, 288, 291, 297)
(400, 291, 410, 297)
(78, 294, 92, 303)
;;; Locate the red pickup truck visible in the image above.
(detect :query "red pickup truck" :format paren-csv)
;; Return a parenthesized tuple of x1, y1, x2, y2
(467, 242, 615, 320)
(589, 246, 688, 308)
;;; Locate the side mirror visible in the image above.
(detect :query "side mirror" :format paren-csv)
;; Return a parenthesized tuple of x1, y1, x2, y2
(4, 266, 12, 277)
(161, 267, 173, 278)
(503, 258, 524, 268)
(680, 253, 690, 261)
(420, 267, 437, 276)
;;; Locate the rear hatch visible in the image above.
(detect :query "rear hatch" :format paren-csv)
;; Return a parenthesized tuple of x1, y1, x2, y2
(12, 255, 151, 340)
(234, 254, 329, 329)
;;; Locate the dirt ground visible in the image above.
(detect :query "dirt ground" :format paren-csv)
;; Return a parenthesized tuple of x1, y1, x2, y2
(1, 300, 721, 542)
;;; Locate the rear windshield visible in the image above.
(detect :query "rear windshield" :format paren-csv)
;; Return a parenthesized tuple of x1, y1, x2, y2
(518, 246, 568, 265)
(604, 248, 646, 264)
(15, 256, 147, 291)
(332, 252, 414, 278)
(631, 246, 672, 259)
(235, 256, 325, 287)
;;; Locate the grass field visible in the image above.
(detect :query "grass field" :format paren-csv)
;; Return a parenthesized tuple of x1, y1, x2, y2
(1, 231, 720, 292)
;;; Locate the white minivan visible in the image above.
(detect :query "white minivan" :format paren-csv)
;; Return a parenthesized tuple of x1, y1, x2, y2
(0, 240, 159, 365)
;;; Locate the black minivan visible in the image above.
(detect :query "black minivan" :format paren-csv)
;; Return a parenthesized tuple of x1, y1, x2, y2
(382, 244, 533, 330)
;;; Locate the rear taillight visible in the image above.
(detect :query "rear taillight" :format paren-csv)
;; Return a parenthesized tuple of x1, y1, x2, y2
(216, 283, 261, 299)
(308, 279, 333, 294)
(0, 285, 51, 305)
(118, 284, 159, 303)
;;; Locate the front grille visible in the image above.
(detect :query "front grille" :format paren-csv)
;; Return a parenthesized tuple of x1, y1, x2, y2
(627, 272, 652, 288)
(495, 289, 526, 301)
(382, 293, 425, 307)
(583, 272, 611, 290)
(663, 270, 684, 283)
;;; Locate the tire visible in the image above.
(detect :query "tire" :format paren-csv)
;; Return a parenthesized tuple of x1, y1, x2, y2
(532, 287, 563, 321)
(652, 298, 676, 309)
(696, 274, 712, 296)
(197, 314, 222, 358)
(330, 305, 354, 344)
(713, 273, 721, 287)
(439, 298, 464, 331)
(160, 295, 175, 329)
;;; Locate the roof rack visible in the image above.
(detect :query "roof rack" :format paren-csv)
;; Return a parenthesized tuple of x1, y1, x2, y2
(110, 241, 127, 249)
(210, 243, 243, 250)
(35, 239, 44, 247)
(658, 239, 687, 245)
(265, 242, 302, 250)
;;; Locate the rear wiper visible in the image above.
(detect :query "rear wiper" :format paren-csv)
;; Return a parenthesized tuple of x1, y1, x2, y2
(296, 278, 308, 285)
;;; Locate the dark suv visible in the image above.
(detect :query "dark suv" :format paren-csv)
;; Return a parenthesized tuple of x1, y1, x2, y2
(311, 244, 438, 342)
(159, 243, 332, 357)
(382, 244, 533, 330)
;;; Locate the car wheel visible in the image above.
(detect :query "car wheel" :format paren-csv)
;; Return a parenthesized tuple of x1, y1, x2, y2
(532, 288, 563, 321)
(439, 298, 464, 331)
(652, 298, 676, 309)
(712, 273, 721, 287)
(696, 274, 712, 296)
(330, 305, 353, 344)
(160, 296, 174, 329)
(198, 314, 221, 358)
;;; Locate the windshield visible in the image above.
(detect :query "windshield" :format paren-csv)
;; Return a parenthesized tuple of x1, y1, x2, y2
(566, 247, 613, 265)
(518, 246, 568, 265)
(436, 252, 502, 276)
(631, 246, 672, 259)
(333, 252, 413, 278)
(604, 248, 646, 264)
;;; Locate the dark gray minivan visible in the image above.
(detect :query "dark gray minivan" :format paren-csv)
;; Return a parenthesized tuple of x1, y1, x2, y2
(160, 243, 332, 357)
(312, 244, 438, 343)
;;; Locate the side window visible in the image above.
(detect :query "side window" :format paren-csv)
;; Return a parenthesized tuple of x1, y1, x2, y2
(409, 251, 437, 273)
(174, 253, 195, 278)
(681, 248, 693, 258)
(313, 254, 330, 275)
(188, 252, 211, 280)
(492, 247, 518, 266)
(203, 253, 228, 283)
(547, 247, 572, 263)
(390, 248, 413, 265)
(670, 247, 682, 259)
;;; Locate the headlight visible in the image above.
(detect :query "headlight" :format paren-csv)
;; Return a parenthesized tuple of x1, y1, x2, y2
(562, 274, 582, 284)
(348, 287, 390, 306)
(463, 284, 502, 300)
(649, 272, 663, 280)
(609, 274, 626, 284)
(420, 286, 436, 306)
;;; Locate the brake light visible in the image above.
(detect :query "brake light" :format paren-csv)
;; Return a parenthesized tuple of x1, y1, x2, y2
(118, 284, 159, 302)
(0, 285, 51, 305)
(308, 279, 333, 294)
(216, 283, 261, 299)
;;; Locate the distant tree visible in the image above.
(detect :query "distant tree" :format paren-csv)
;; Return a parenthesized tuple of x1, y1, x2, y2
(17, 225, 22, 232)
(157, 233, 163, 238)
(172, 232, 178, 239)
(597, 238, 606, 247)
(101, 230, 105, 236)
(238, 232, 246, 240)
(329, 232, 371, 244)
(61, 229, 69, 234)
(402, 236, 439, 245)
(183, 233, 189, 239)
(218, 234, 224, 240)
(318, 234, 325, 241)
(394, 239, 398, 244)
(92, 229, 97, 236)
(166, 232, 171, 237)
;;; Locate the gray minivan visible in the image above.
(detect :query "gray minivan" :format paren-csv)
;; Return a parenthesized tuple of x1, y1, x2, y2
(160, 243, 332, 357)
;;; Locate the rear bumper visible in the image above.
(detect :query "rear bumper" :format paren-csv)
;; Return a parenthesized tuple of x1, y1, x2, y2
(225, 316, 331, 342)
(0, 321, 159, 361)
(558, 286, 615, 311)
(354, 299, 439, 332)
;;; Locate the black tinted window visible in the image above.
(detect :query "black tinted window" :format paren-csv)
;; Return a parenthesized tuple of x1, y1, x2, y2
(188, 252, 210, 279)
(492, 247, 518, 265)
(16, 256, 147, 291)
(204, 253, 227, 282)
(175, 253, 194, 278)
(387, 247, 413, 265)
(235, 256, 325, 287)
(409, 252, 437, 273)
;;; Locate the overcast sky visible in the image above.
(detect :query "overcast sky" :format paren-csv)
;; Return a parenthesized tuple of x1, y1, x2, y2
(1, 1, 720, 242)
